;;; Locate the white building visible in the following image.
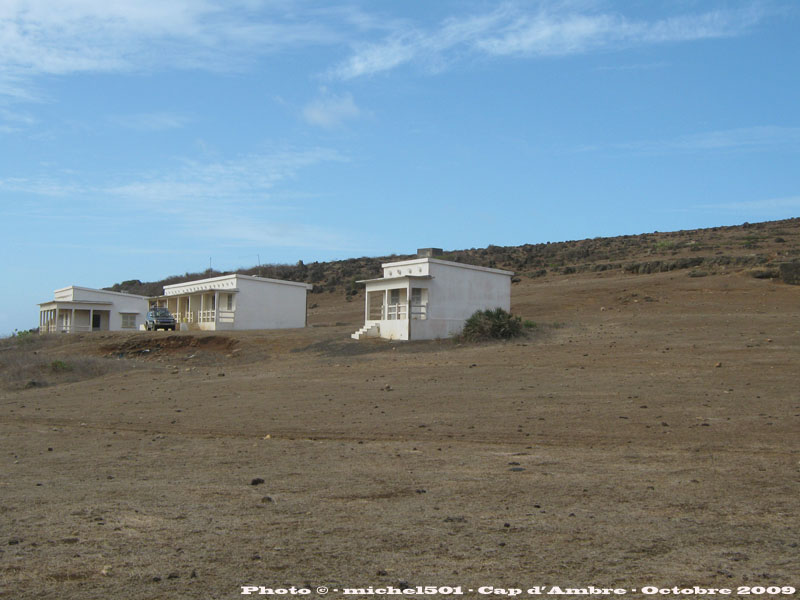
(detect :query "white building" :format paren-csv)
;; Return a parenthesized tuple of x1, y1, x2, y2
(155, 273, 313, 331)
(39, 286, 149, 333)
(352, 254, 513, 341)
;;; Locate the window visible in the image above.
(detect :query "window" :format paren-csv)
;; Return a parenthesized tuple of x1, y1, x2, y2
(226, 293, 233, 310)
(121, 314, 137, 329)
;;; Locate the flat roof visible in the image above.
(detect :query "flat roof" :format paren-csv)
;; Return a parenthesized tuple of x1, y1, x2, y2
(357, 274, 433, 284)
(39, 300, 113, 307)
(163, 273, 312, 291)
(381, 257, 514, 276)
(53, 285, 149, 299)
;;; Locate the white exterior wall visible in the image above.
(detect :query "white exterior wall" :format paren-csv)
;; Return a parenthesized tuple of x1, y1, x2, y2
(357, 258, 512, 341)
(66, 288, 150, 330)
(42, 287, 149, 333)
(233, 276, 310, 329)
(413, 261, 510, 339)
(163, 274, 311, 330)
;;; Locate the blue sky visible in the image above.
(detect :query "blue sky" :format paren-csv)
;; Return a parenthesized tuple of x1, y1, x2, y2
(1, 0, 799, 333)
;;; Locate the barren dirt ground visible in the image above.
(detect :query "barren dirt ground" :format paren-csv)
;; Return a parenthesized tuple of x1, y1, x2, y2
(1, 270, 799, 600)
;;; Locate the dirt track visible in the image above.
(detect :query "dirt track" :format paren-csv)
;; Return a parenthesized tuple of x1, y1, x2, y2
(1, 270, 798, 599)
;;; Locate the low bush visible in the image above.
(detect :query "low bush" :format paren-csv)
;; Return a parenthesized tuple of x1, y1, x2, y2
(460, 308, 524, 342)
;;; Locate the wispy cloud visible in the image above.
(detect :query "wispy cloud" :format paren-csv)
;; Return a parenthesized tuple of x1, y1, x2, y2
(577, 126, 800, 155)
(330, 3, 763, 80)
(105, 148, 344, 207)
(303, 91, 361, 128)
(697, 195, 800, 213)
(0, 146, 352, 250)
(0, 0, 343, 98)
(107, 112, 191, 131)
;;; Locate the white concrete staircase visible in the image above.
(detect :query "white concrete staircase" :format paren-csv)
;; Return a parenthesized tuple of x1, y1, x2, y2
(351, 323, 379, 340)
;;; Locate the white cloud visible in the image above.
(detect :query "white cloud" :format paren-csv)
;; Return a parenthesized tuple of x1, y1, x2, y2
(105, 148, 344, 207)
(577, 126, 800, 155)
(108, 112, 191, 131)
(303, 92, 360, 128)
(0, 146, 352, 250)
(697, 196, 800, 213)
(330, 3, 763, 80)
(0, 0, 343, 97)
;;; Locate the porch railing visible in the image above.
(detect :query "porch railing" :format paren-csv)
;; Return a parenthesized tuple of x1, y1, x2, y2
(198, 310, 216, 323)
(386, 303, 407, 320)
(39, 324, 92, 334)
(368, 302, 428, 321)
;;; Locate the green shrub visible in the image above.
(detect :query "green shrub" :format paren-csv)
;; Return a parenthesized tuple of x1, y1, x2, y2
(50, 360, 72, 372)
(460, 308, 524, 342)
(11, 329, 35, 345)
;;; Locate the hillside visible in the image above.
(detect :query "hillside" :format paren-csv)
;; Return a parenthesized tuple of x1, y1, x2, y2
(106, 217, 800, 298)
(3, 240, 799, 597)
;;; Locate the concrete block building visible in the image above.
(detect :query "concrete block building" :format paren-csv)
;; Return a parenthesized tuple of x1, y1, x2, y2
(153, 274, 313, 331)
(39, 287, 149, 333)
(352, 254, 513, 341)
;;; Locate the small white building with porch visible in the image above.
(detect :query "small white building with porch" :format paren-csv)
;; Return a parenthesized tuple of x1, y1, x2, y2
(39, 287, 149, 333)
(352, 256, 513, 341)
(154, 273, 312, 331)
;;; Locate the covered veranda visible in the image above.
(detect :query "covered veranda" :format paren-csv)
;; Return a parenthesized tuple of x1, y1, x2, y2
(151, 288, 237, 330)
(353, 274, 430, 340)
(39, 300, 111, 333)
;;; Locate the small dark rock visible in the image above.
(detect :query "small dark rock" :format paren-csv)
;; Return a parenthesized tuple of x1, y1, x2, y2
(167, 572, 180, 580)
(251, 478, 265, 486)
(261, 496, 274, 503)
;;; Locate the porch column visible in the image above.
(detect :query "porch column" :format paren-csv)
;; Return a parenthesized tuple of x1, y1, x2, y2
(383, 289, 388, 320)
(71, 308, 75, 333)
(214, 291, 219, 325)
(364, 290, 369, 323)
(55, 308, 60, 333)
(89, 309, 94, 331)
(407, 280, 412, 339)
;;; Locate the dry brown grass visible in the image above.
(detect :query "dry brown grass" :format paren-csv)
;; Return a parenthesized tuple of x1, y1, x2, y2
(0, 334, 126, 390)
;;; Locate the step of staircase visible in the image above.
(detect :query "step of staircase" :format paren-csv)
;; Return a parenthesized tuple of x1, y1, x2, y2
(351, 322, 379, 340)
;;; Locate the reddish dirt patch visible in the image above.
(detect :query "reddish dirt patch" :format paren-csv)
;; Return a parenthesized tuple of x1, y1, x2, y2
(98, 333, 238, 358)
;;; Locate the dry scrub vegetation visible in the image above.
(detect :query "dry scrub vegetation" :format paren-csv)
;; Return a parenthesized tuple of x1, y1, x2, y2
(0, 334, 126, 391)
(2, 218, 799, 599)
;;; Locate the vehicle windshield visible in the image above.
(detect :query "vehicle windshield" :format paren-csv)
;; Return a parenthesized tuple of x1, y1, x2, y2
(153, 308, 171, 316)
